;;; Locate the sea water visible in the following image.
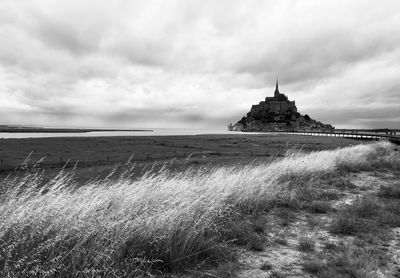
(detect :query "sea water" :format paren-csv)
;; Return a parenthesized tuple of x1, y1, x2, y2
(0, 128, 261, 139)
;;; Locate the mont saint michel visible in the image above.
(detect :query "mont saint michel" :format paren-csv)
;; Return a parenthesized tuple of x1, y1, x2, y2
(229, 80, 334, 132)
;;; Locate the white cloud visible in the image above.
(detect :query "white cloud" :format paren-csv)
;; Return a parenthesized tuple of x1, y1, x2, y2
(0, 0, 399, 128)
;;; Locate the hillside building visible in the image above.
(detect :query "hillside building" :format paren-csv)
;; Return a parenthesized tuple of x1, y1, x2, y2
(229, 79, 334, 132)
(248, 79, 297, 119)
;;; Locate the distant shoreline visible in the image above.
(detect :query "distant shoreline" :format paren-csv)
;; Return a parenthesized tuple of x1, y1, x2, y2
(0, 126, 153, 133)
(0, 127, 240, 138)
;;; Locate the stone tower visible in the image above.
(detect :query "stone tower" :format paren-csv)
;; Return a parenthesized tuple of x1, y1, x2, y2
(274, 78, 279, 97)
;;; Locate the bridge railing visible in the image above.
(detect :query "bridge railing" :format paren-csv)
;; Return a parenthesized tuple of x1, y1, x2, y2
(279, 130, 400, 143)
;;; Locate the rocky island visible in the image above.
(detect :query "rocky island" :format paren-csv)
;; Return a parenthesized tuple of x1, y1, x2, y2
(229, 80, 334, 132)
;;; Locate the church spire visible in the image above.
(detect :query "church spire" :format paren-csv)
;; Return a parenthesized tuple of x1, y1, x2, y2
(274, 77, 280, 97)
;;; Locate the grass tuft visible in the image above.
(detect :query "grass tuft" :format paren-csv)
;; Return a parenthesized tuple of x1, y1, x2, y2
(324, 241, 337, 250)
(269, 271, 286, 278)
(303, 245, 387, 278)
(304, 200, 332, 213)
(276, 208, 297, 226)
(260, 261, 273, 271)
(302, 260, 327, 275)
(297, 236, 315, 252)
(274, 236, 288, 246)
(248, 235, 265, 252)
(351, 197, 381, 218)
(330, 211, 360, 235)
(213, 262, 238, 278)
(378, 183, 400, 199)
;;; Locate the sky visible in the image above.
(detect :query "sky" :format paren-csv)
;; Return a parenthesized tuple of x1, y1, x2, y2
(0, 0, 400, 129)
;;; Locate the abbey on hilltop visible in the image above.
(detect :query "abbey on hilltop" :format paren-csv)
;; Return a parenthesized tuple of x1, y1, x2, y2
(228, 79, 334, 132)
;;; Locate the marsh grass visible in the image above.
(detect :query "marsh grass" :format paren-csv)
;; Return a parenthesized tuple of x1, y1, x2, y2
(378, 183, 400, 199)
(303, 244, 387, 278)
(331, 195, 400, 236)
(304, 200, 332, 214)
(351, 197, 382, 218)
(330, 210, 360, 235)
(269, 271, 286, 278)
(220, 214, 266, 248)
(274, 207, 297, 227)
(302, 260, 326, 275)
(0, 141, 397, 277)
(314, 188, 341, 200)
(274, 236, 288, 246)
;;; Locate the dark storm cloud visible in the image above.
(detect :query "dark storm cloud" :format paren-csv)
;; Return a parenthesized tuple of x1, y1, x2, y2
(0, 0, 400, 128)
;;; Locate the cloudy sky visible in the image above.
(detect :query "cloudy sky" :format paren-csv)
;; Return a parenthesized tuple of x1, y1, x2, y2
(1, 0, 400, 129)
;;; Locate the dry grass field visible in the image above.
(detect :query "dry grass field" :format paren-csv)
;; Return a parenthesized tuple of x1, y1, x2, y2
(1, 136, 399, 277)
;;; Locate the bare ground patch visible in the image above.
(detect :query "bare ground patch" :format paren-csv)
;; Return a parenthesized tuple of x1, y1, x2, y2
(236, 170, 400, 278)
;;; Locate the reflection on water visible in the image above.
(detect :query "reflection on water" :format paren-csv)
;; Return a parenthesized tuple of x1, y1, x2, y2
(0, 129, 261, 139)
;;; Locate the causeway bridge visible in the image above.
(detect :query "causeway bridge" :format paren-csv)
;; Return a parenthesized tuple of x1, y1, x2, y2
(283, 129, 400, 144)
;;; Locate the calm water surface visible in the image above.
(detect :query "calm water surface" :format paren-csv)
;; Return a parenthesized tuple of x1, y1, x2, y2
(0, 129, 261, 139)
